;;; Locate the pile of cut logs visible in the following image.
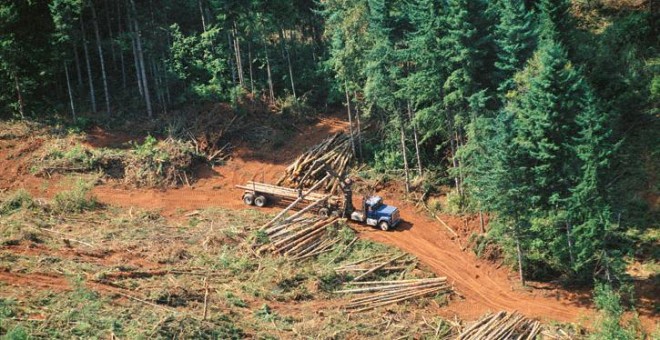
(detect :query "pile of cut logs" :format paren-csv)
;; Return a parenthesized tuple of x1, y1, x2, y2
(457, 311, 542, 340)
(335, 277, 451, 313)
(259, 217, 342, 260)
(276, 132, 353, 193)
(335, 254, 415, 281)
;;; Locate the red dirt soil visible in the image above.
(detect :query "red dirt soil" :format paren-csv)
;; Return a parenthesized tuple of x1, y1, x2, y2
(1, 114, 657, 330)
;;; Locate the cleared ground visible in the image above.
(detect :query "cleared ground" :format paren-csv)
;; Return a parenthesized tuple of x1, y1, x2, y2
(0, 115, 657, 336)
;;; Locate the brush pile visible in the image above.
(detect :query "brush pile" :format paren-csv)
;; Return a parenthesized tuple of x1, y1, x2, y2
(457, 311, 542, 340)
(185, 112, 241, 164)
(335, 277, 451, 313)
(276, 132, 353, 193)
(123, 137, 205, 188)
(334, 254, 416, 281)
(165, 107, 245, 164)
(259, 217, 343, 260)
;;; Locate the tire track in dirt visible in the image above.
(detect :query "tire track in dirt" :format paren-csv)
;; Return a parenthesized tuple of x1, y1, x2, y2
(87, 116, 603, 325)
(93, 163, 599, 325)
(0, 271, 71, 292)
(353, 219, 592, 323)
(2, 117, 654, 328)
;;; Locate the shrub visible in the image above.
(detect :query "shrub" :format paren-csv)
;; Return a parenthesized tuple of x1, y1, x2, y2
(444, 191, 473, 215)
(32, 136, 122, 176)
(52, 181, 98, 213)
(427, 198, 443, 215)
(224, 292, 247, 308)
(273, 94, 314, 121)
(124, 136, 204, 188)
(0, 190, 34, 215)
(590, 283, 638, 340)
(3, 326, 28, 340)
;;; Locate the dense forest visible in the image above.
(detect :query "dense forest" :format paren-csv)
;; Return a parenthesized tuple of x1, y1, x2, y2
(1, 0, 658, 332)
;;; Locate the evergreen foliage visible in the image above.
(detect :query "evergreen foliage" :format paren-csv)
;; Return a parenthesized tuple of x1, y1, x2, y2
(0, 0, 656, 292)
(590, 283, 639, 340)
(493, 0, 537, 100)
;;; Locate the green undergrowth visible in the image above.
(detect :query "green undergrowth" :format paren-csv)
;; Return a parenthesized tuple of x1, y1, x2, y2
(29, 131, 205, 188)
(0, 190, 453, 339)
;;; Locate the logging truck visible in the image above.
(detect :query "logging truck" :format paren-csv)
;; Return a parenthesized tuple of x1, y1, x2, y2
(237, 178, 401, 231)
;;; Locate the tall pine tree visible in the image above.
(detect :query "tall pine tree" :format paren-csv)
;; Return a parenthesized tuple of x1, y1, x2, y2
(493, 0, 537, 101)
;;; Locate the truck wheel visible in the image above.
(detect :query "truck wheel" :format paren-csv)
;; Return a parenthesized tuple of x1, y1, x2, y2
(318, 208, 330, 218)
(254, 195, 267, 207)
(379, 221, 390, 231)
(243, 193, 255, 205)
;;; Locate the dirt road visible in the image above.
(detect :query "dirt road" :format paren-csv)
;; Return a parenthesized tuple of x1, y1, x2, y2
(86, 117, 600, 326)
(2, 116, 655, 328)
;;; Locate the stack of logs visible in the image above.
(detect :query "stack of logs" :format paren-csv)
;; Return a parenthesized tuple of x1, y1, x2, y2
(335, 277, 451, 313)
(259, 217, 343, 260)
(457, 311, 542, 340)
(276, 132, 353, 194)
(335, 254, 415, 281)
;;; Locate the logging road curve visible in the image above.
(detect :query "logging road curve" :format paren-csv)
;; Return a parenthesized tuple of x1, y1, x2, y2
(92, 156, 596, 325)
(90, 117, 600, 325)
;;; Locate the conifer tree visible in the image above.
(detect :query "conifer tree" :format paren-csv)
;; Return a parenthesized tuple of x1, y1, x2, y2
(493, 0, 537, 100)
(568, 90, 623, 283)
(466, 22, 621, 282)
(463, 112, 534, 285)
(399, 0, 446, 158)
(440, 0, 491, 195)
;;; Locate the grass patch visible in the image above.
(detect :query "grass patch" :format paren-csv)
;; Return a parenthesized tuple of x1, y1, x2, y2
(29, 132, 206, 188)
(0, 189, 35, 215)
(0, 205, 451, 339)
(52, 181, 98, 213)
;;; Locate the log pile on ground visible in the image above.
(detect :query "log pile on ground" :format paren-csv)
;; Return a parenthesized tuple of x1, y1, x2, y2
(276, 132, 353, 194)
(259, 216, 343, 260)
(540, 325, 584, 339)
(334, 254, 416, 281)
(457, 311, 542, 340)
(335, 277, 451, 313)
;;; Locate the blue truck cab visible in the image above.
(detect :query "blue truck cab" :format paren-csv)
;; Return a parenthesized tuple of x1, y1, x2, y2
(350, 195, 401, 231)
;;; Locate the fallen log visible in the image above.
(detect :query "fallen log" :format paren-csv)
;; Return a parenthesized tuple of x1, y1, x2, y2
(457, 311, 541, 340)
(353, 253, 408, 282)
